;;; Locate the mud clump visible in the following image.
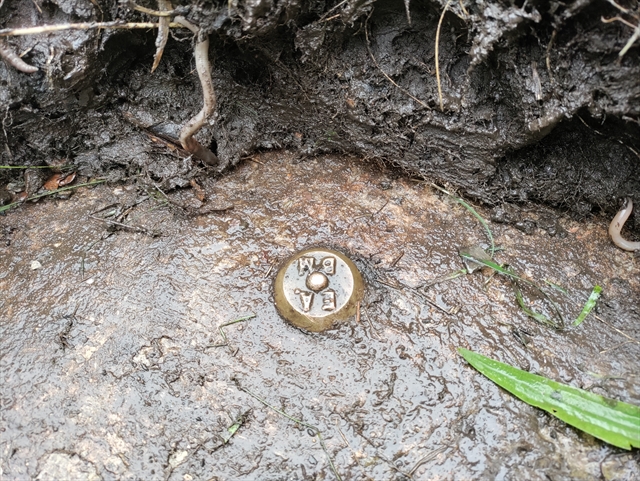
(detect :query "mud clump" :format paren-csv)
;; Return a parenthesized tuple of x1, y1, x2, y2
(1, 0, 639, 233)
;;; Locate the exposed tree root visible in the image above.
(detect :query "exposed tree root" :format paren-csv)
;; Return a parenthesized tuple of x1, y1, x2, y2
(151, 0, 172, 73)
(174, 16, 218, 166)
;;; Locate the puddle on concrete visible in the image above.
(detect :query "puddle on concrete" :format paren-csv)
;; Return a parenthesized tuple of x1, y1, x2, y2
(1, 152, 639, 480)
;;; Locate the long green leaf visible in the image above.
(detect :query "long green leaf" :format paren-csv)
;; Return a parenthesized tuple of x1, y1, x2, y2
(458, 348, 640, 450)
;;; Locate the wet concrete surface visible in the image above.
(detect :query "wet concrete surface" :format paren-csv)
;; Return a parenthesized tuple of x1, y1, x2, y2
(1, 152, 639, 480)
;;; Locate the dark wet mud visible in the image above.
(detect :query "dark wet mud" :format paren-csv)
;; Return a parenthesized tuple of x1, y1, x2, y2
(2, 0, 640, 228)
(1, 152, 639, 480)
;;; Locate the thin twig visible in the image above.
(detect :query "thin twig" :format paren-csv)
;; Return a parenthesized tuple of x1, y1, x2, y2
(545, 30, 556, 83)
(332, 421, 376, 481)
(601, 0, 640, 58)
(354, 200, 389, 220)
(319, 0, 349, 22)
(377, 277, 455, 315)
(390, 251, 405, 268)
(0, 21, 185, 37)
(362, 307, 379, 339)
(207, 314, 256, 348)
(263, 263, 275, 279)
(127, 1, 178, 17)
(241, 155, 265, 165)
(80, 234, 112, 279)
(152, 185, 232, 216)
(600, 340, 632, 355)
(233, 378, 343, 481)
(89, 215, 159, 236)
(0, 180, 106, 214)
(364, 19, 429, 109)
(594, 315, 640, 344)
(601, 14, 640, 58)
(435, 0, 453, 112)
(458, 0, 469, 17)
(409, 447, 448, 476)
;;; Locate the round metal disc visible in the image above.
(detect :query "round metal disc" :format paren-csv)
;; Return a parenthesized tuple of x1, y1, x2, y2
(274, 247, 364, 332)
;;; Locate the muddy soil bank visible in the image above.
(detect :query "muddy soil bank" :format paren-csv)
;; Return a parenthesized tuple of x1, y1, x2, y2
(1, 152, 639, 480)
(1, 0, 639, 233)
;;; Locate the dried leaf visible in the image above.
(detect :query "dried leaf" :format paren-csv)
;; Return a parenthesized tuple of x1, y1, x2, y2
(190, 179, 206, 202)
(44, 172, 76, 190)
(58, 172, 76, 187)
(44, 174, 63, 190)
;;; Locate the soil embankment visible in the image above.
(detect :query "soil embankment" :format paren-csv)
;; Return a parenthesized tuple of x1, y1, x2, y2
(1, 0, 639, 233)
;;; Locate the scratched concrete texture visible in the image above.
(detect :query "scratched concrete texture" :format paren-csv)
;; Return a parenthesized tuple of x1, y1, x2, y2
(1, 152, 639, 480)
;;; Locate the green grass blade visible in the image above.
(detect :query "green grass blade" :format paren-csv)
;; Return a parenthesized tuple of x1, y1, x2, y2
(459, 251, 565, 328)
(222, 411, 249, 444)
(454, 197, 495, 257)
(459, 253, 518, 279)
(573, 286, 602, 327)
(423, 268, 468, 288)
(0, 202, 18, 214)
(430, 183, 495, 256)
(512, 281, 558, 328)
(544, 279, 569, 295)
(512, 278, 564, 329)
(458, 348, 640, 450)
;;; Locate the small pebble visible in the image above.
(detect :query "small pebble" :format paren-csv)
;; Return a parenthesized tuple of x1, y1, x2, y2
(515, 219, 536, 235)
(30, 260, 42, 270)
